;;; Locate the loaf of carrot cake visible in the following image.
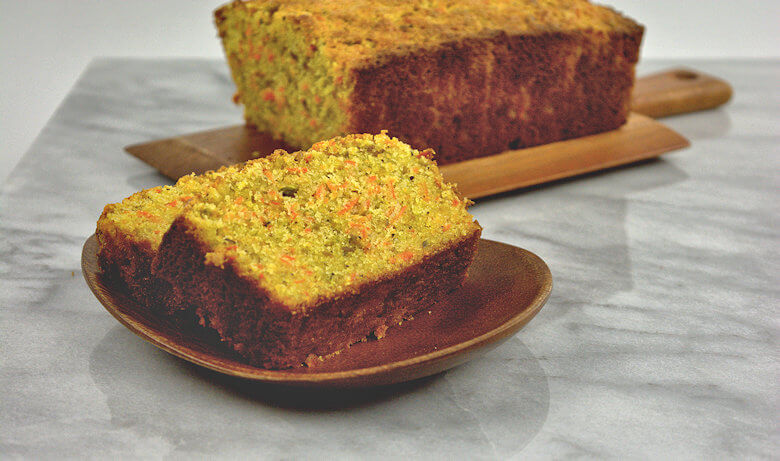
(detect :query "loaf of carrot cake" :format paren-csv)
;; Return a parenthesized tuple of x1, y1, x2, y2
(215, 0, 643, 164)
(97, 132, 481, 369)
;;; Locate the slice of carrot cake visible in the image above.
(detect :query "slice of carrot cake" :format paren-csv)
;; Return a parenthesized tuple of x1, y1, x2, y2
(151, 132, 481, 368)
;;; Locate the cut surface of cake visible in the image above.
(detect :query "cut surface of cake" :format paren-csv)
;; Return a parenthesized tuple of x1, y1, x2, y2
(215, 0, 643, 163)
(96, 171, 230, 308)
(98, 132, 481, 369)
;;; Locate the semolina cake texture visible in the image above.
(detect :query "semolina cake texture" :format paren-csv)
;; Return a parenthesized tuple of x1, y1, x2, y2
(96, 171, 232, 309)
(215, 0, 643, 164)
(97, 132, 481, 369)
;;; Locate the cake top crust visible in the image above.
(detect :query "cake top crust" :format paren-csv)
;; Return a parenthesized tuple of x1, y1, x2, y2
(216, 0, 643, 70)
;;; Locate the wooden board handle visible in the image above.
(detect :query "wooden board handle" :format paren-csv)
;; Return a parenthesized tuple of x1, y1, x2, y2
(440, 114, 688, 199)
(632, 68, 733, 118)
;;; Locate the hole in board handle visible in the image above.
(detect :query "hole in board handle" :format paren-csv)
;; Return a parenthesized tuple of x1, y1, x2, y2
(674, 70, 698, 80)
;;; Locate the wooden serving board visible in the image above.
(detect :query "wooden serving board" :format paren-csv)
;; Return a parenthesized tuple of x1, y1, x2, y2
(126, 68, 731, 199)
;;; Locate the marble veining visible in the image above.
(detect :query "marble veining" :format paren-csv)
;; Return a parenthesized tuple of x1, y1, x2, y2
(1, 58, 778, 459)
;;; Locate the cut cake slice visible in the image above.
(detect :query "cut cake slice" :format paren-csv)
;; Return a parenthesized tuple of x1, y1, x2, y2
(104, 132, 481, 369)
(96, 170, 233, 309)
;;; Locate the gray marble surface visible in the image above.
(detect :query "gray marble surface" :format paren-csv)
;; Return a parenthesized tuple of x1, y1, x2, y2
(1, 58, 778, 459)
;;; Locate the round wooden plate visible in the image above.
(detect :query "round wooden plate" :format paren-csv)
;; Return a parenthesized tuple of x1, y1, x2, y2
(82, 235, 551, 388)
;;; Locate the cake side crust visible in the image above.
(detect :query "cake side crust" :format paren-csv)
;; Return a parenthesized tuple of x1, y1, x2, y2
(96, 211, 159, 308)
(347, 28, 643, 164)
(153, 215, 482, 369)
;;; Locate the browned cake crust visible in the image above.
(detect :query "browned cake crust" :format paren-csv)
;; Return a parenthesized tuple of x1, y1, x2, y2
(96, 226, 160, 309)
(349, 29, 643, 164)
(152, 216, 482, 369)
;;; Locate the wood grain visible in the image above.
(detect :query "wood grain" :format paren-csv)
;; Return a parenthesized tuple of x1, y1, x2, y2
(632, 68, 733, 119)
(439, 113, 688, 198)
(125, 126, 293, 181)
(82, 235, 552, 388)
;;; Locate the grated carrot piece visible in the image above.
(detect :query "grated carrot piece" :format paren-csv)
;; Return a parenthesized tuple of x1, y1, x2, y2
(387, 179, 397, 199)
(419, 182, 429, 200)
(338, 196, 360, 215)
(287, 203, 298, 220)
(349, 221, 369, 240)
(397, 251, 415, 261)
(136, 211, 159, 222)
(389, 205, 407, 223)
(314, 183, 326, 199)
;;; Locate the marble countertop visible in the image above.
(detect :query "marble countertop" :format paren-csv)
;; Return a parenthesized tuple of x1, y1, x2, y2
(1, 59, 777, 459)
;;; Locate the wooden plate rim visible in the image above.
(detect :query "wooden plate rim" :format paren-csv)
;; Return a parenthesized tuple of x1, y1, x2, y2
(82, 235, 552, 387)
